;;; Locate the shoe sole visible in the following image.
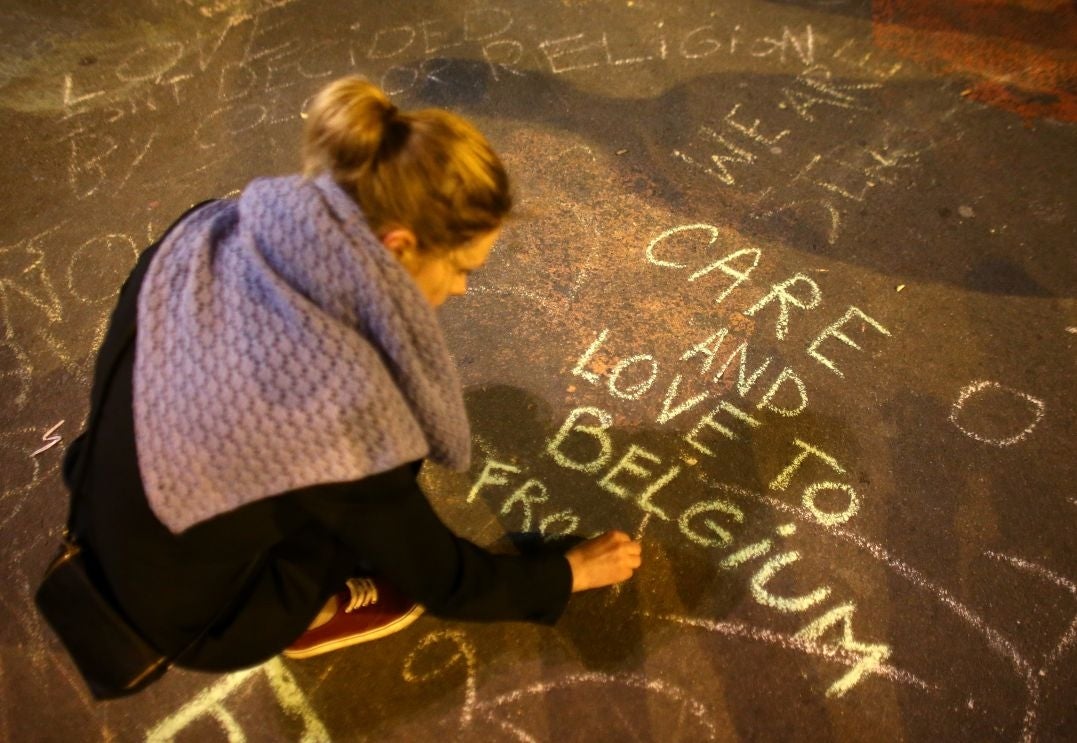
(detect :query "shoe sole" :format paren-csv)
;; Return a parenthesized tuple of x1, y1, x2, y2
(281, 604, 426, 659)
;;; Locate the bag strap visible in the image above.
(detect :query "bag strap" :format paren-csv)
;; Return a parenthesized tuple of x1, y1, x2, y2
(65, 199, 217, 530)
(63, 200, 261, 667)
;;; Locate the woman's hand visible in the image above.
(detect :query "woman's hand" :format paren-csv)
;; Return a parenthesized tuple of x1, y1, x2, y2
(565, 530, 642, 592)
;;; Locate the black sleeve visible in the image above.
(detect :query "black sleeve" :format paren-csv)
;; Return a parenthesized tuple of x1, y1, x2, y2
(294, 465, 573, 625)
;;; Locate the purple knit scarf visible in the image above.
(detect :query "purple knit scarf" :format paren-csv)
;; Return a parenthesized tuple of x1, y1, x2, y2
(133, 174, 470, 533)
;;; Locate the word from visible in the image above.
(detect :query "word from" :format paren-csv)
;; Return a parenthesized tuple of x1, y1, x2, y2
(144, 658, 329, 742)
(949, 380, 1045, 447)
(469, 460, 582, 536)
(31, 421, 64, 457)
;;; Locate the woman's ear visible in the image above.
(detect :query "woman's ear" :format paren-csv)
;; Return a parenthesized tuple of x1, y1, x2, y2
(379, 227, 419, 263)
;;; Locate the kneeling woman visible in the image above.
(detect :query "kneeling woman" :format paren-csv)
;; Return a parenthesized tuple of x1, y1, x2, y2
(61, 77, 641, 673)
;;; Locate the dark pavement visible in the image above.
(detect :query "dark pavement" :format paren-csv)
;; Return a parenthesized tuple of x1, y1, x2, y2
(1, 1, 1074, 740)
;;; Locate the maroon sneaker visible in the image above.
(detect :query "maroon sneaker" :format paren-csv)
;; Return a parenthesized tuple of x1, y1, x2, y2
(283, 577, 424, 659)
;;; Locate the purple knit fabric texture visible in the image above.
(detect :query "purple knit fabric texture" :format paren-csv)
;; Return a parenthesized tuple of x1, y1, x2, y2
(133, 174, 470, 533)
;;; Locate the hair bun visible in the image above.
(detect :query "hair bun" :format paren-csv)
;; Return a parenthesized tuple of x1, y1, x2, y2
(302, 76, 400, 173)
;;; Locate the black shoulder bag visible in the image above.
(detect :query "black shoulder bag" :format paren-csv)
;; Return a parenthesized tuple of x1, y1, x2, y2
(35, 235, 259, 700)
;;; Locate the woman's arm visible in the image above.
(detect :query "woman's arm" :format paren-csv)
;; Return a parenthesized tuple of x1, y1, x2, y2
(294, 464, 574, 624)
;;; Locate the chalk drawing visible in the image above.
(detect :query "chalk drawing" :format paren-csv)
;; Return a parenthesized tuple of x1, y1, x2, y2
(0, 338, 33, 412)
(684, 400, 762, 455)
(678, 497, 744, 548)
(982, 550, 1076, 743)
(656, 373, 710, 425)
(66, 132, 118, 200)
(769, 438, 846, 492)
(648, 613, 929, 695)
(468, 459, 521, 504)
(802, 481, 859, 526)
(418, 18, 465, 54)
(712, 342, 771, 394)
(61, 74, 104, 111)
(117, 129, 160, 191)
(830, 37, 903, 80)
(194, 104, 268, 149)
(367, 25, 417, 60)
(749, 25, 815, 66)
(949, 381, 1045, 447)
(757, 197, 842, 244)
(983, 551, 1076, 596)
(691, 126, 757, 185)
(144, 658, 329, 742)
(30, 421, 64, 458)
(539, 510, 580, 537)
(724, 103, 791, 147)
(681, 327, 729, 376)
(781, 64, 882, 122)
(402, 630, 477, 728)
(795, 603, 892, 697)
(744, 274, 822, 341)
(116, 42, 186, 83)
(567, 211, 605, 302)
(679, 26, 720, 60)
(689, 248, 761, 304)
(472, 672, 718, 741)
(547, 406, 614, 475)
(462, 7, 514, 42)
(757, 367, 808, 417)
(725, 485, 1032, 680)
(500, 479, 549, 531)
(646, 224, 718, 270)
(634, 512, 653, 542)
(483, 39, 525, 81)
(66, 234, 139, 303)
(750, 551, 832, 613)
(720, 536, 775, 569)
(807, 307, 891, 378)
(607, 354, 658, 400)
(597, 444, 681, 520)
(1, 430, 46, 506)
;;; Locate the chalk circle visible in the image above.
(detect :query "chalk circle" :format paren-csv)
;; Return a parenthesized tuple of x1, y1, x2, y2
(803, 481, 859, 526)
(67, 234, 139, 303)
(401, 630, 475, 685)
(381, 65, 419, 97)
(949, 380, 1045, 447)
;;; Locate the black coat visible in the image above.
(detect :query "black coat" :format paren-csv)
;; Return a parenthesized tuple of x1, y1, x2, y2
(64, 205, 571, 671)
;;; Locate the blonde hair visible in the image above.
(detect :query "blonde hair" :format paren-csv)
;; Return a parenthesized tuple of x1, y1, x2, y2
(302, 76, 512, 252)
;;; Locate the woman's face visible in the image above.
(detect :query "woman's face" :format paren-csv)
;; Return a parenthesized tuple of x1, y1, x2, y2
(386, 228, 501, 307)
